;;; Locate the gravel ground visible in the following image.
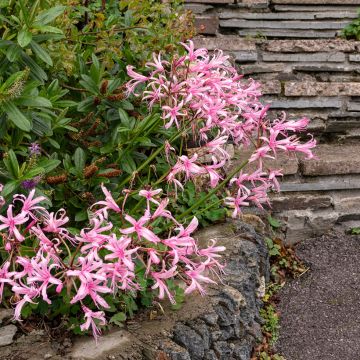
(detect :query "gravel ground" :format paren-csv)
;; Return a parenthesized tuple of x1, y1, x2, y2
(276, 230, 360, 360)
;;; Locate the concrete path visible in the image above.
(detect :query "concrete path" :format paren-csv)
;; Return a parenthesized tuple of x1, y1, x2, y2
(276, 231, 360, 360)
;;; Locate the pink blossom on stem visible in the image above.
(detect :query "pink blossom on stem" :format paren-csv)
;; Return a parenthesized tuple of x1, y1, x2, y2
(92, 184, 121, 218)
(121, 214, 160, 243)
(151, 266, 177, 304)
(80, 305, 106, 343)
(184, 263, 216, 296)
(0, 205, 28, 242)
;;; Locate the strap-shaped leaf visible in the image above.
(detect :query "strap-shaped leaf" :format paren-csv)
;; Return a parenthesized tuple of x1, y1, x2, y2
(34, 5, 66, 25)
(2, 101, 31, 131)
(30, 41, 53, 66)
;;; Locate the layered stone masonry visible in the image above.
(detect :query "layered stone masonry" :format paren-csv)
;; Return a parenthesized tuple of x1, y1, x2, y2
(186, 0, 360, 243)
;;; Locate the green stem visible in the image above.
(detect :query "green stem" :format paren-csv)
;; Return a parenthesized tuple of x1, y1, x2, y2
(117, 114, 161, 165)
(117, 130, 183, 190)
(176, 159, 249, 222)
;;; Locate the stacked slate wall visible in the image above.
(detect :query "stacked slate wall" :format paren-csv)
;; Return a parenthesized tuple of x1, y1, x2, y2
(187, 0, 360, 243)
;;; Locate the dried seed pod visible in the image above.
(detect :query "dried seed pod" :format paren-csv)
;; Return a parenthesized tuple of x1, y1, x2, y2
(100, 80, 109, 94)
(46, 174, 68, 185)
(107, 93, 125, 101)
(85, 118, 101, 136)
(97, 169, 122, 178)
(81, 191, 95, 204)
(93, 97, 101, 106)
(83, 164, 99, 178)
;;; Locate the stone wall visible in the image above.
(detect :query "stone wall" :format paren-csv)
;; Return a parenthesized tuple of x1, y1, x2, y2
(186, 0, 360, 243)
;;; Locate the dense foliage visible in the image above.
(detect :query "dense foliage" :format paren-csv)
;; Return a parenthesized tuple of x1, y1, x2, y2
(0, 0, 315, 339)
(342, 9, 360, 40)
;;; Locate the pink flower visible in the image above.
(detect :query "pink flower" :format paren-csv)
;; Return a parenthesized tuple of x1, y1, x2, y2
(104, 234, 138, 271)
(27, 257, 63, 304)
(121, 214, 160, 243)
(12, 282, 39, 321)
(151, 266, 177, 304)
(42, 209, 69, 234)
(163, 100, 185, 129)
(0, 205, 29, 241)
(184, 263, 216, 296)
(92, 185, 121, 218)
(80, 305, 106, 342)
(126, 65, 149, 95)
(0, 261, 14, 301)
(145, 248, 161, 274)
(139, 188, 162, 211)
(14, 189, 46, 218)
(178, 155, 206, 179)
(224, 195, 249, 218)
(204, 158, 225, 188)
(180, 40, 207, 62)
(67, 255, 111, 308)
(77, 215, 113, 257)
(145, 53, 168, 74)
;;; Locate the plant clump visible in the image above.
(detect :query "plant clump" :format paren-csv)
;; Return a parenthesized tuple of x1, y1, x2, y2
(0, 0, 316, 340)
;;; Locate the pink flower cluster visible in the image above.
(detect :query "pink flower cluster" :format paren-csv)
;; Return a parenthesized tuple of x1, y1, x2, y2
(0, 187, 224, 341)
(126, 41, 316, 215)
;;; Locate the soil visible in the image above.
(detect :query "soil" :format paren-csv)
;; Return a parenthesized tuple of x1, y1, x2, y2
(276, 230, 360, 360)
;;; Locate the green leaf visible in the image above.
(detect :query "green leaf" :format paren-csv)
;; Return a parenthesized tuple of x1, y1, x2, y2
(2, 180, 19, 197)
(30, 41, 53, 66)
(75, 210, 88, 222)
(21, 167, 44, 180)
(17, 29, 32, 48)
(36, 158, 61, 173)
(109, 312, 126, 326)
(268, 215, 281, 229)
(6, 44, 21, 62)
(3, 150, 20, 178)
(79, 74, 99, 94)
(20, 52, 48, 82)
(73, 147, 86, 173)
(16, 96, 52, 107)
(32, 24, 63, 34)
(34, 5, 66, 25)
(119, 153, 136, 174)
(0, 69, 28, 92)
(2, 101, 31, 131)
(118, 108, 130, 124)
(47, 138, 60, 149)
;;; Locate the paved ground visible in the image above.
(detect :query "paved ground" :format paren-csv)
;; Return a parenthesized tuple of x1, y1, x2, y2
(276, 230, 360, 360)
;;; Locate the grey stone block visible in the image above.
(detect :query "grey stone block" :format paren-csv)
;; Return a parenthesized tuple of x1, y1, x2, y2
(264, 98, 342, 109)
(347, 102, 360, 111)
(221, 19, 350, 30)
(238, 29, 337, 38)
(239, 63, 285, 75)
(233, 51, 258, 62)
(274, 5, 360, 11)
(185, 0, 234, 3)
(0, 325, 17, 347)
(349, 54, 360, 62)
(220, 11, 357, 20)
(195, 16, 219, 35)
(263, 52, 345, 62)
(184, 4, 213, 14)
(193, 36, 256, 51)
(219, 11, 315, 20)
(272, 0, 360, 4)
(293, 64, 355, 72)
(263, 39, 359, 53)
